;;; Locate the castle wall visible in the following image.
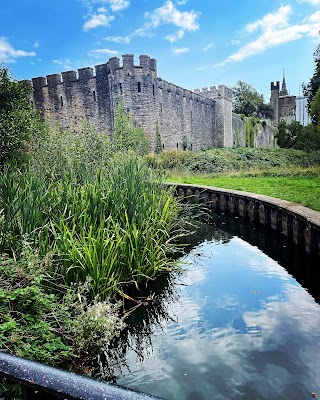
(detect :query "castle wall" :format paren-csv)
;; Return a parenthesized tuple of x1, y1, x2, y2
(232, 114, 275, 148)
(31, 54, 273, 151)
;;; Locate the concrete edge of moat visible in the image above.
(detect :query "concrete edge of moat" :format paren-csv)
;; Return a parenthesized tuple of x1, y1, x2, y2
(165, 182, 320, 257)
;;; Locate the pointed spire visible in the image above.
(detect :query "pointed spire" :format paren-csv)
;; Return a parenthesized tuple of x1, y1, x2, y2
(280, 69, 288, 96)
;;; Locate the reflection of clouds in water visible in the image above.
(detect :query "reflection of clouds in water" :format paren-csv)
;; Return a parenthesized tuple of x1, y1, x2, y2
(118, 237, 320, 400)
(232, 237, 292, 281)
(178, 264, 206, 286)
(249, 256, 293, 281)
(120, 283, 320, 399)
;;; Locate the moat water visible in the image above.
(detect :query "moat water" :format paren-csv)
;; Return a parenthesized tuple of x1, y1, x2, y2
(102, 215, 320, 400)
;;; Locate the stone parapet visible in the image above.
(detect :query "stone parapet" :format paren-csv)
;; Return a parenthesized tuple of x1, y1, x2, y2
(167, 183, 320, 256)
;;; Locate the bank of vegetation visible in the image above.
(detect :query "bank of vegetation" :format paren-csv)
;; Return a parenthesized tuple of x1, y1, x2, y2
(145, 148, 320, 211)
(0, 68, 188, 398)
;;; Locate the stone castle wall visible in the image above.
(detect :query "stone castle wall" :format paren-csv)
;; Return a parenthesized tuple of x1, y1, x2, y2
(30, 54, 274, 151)
(232, 114, 275, 148)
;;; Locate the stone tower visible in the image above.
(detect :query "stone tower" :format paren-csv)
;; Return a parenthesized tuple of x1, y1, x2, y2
(270, 72, 296, 126)
(270, 81, 280, 127)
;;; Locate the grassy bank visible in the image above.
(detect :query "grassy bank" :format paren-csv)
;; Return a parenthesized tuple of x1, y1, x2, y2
(146, 148, 320, 174)
(146, 148, 320, 212)
(166, 173, 320, 211)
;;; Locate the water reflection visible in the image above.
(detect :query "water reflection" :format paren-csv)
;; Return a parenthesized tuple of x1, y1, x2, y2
(100, 216, 320, 400)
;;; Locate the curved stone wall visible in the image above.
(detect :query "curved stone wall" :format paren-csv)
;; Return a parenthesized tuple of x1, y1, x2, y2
(168, 183, 320, 256)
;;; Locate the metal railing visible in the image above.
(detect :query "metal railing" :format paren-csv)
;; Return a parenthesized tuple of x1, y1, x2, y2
(0, 352, 163, 400)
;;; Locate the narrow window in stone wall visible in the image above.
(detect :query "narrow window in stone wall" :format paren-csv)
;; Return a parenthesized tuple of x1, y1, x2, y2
(120, 83, 123, 94)
(177, 143, 179, 149)
(93, 90, 96, 102)
(190, 144, 193, 151)
(138, 82, 141, 93)
(60, 96, 63, 107)
(162, 143, 165, 149)
(160, 103, 162, 112)
(191, 111, 192, 119)
(153, 84, 155, 96)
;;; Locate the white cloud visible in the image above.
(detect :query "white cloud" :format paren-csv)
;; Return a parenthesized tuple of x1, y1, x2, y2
(166, 29, 185, 43)
(83, 12, 114, 30)
(80, 0, 130, 12)
(172, 47, 189, 55)
(34, 40, 40, 49)
(53, 58, 73, 70)
(89, 48, 119, 57)
(0, 37, 35, 63)
(215, 5, 320, 67)
(203, 41, 213, 51)
(298, 0, 320, 4)
(146, 0, 199, 32)
(245, 5, 292, 33)
(107, 0, 129, 11)
(104, 35, 131, 44)
(100, 0, 200, 43)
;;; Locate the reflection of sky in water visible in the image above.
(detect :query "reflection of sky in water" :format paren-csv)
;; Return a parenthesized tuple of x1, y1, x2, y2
(117, 236, 320, 400)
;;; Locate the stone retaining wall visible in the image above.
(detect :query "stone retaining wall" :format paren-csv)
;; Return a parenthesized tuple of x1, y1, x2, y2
(168, 183, 320, 257)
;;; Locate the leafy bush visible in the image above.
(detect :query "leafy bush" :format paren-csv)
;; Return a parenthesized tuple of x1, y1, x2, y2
(113, 98, 149, 155)
(0, 244, 124, 371)
(146, 148, 320, 175)
(0, 66, 45, 170)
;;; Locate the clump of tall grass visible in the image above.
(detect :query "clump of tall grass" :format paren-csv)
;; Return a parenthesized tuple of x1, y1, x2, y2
(0, 152, 184, 299)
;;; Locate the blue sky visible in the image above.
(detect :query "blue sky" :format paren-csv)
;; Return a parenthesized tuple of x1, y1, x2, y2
(1, 0, 319, 101)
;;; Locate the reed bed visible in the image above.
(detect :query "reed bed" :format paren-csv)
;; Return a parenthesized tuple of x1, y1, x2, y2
(0, 153, 182, 299)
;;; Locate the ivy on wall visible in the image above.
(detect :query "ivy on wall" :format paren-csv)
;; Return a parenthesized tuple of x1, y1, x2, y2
(244, 117, 260, 147)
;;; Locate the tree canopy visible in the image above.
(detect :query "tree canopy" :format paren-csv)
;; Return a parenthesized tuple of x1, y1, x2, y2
(276, 120, 320, 151)
(310, 87, 320, 126)
(233, 80, 274, 119)
(0, 65, 44, 169)
(302, 41, 320, 124)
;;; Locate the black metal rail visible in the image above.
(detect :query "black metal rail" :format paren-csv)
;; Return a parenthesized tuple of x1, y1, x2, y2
(0, 352, 163, 400)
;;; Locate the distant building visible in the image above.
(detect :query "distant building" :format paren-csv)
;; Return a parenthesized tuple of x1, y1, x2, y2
(296, 96, 311, 126)
(270, 72, 296, 126)
(270, 72, 311, 127)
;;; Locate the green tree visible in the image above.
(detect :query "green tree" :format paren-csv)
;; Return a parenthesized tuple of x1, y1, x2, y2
(276, 119, 320, 151)
(113, 98, 149, 155)
(302, 40, 320, 124)
(233, 81, 272, 118)
(257, 103, 274, 120)
(310, 87, 320, 126)
(294, 123, 320, 151)
(275, 120, 304, 148)
(0, 65, 43, 169)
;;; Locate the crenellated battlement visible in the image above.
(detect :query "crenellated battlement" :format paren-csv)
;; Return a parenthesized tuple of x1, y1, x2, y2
(193, 85, 232, 101)
(271, 81, 280, 91)
(28, 53, 274, 152)
(31, 54, 158, 92)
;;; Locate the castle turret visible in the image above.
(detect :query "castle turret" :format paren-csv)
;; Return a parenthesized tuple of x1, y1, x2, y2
(270, 81, 280, 126)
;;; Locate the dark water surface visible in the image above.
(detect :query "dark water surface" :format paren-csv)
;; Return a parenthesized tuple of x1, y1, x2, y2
(110, 216, 320, 400)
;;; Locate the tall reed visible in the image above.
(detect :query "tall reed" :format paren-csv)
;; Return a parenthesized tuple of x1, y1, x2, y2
(0, 153, 183, 298)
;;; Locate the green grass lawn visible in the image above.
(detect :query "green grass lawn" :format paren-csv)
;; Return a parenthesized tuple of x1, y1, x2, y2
(166, 175, 320, 212)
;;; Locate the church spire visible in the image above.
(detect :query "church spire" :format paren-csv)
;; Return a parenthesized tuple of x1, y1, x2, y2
(280, 69, 288, 96)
